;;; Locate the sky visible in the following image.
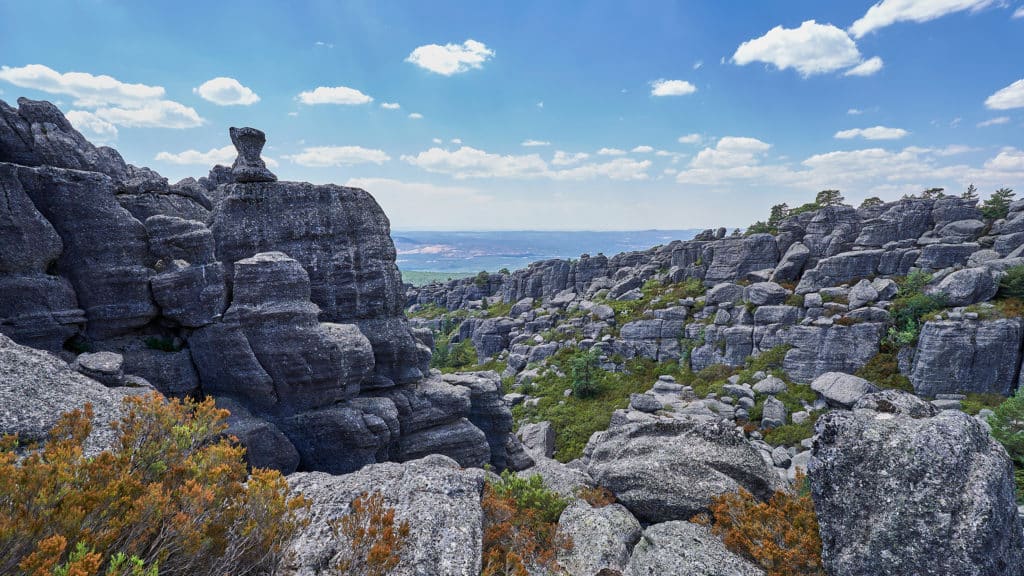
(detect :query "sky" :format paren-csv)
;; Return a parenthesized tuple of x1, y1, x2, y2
(1, 0, 1022, 230)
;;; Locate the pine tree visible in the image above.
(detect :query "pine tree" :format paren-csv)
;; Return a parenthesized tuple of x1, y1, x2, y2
(981, 188, 1016, 220)
(858, 197, 883, 209)
(768, 203, 789, 226)
(815, 189, 844, 207)
(962, 183, 978, 200)
(921, 187, 945, 199)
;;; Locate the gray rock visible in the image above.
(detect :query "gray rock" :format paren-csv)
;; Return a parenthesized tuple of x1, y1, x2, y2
(282, 455, 485, 576)
(930, 267, 997, 306)
(810, 372, 879, 408)
(743, 282, 788, 306)
(442, 371, 515, 470)
(618, 318, 685, 362)
(519, 421, 557, 458)
(121, 346, 200, 397)
(629, 393, 663, 413)
(809, 392, 1024, 576)
(0, 333, 130, 454)
(71, 351, 125, 387)
(557, 501, 642, 576)
(705, 282, 745, 306)
(704, 234, 779, 284)
(518, 455, 597, 499)
(770, 241, 809, 283)
(917, 242, 979, 270)
(624, 521, 764, 576)
(782, 323, 883, 382)
(761, 396, 787, 429)
(910, 318, 1024, 396)
(229, 127, 276, 183)
(795, 250, 883, 294)
(847, 279, 878, 309)
(585, 419, 776, 523)
(752, 375, 787, 395)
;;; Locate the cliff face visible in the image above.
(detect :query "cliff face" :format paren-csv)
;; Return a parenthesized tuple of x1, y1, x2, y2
(0, 97, 516, 475)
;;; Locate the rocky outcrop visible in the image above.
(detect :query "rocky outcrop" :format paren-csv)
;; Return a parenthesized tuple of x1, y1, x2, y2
(910, 318, 1024, 396)
(809, 391, 1024, 576)
(556, 501, 642, 576)
(623, 521, 764, 576)
(782, 323, 884, 383)
(281, 455, 486, 576)
(584, 419, 776, 523)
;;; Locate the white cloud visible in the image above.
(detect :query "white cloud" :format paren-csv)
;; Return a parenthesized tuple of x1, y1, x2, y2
(297, 86, 373, 105)
(406, 39, 494, 75)
(408, 112, 424, 119)
(632, 145, 654, 153)
(693, 60, 704, 70)
(286, 146, 391, 167)
(451, 138, 462, 144)
(521, 139, 551, 147)
(834, 125, 909, 140)
(401, 145, 650, 181)
(978, 116, 1010, 127)
(380, 102, 401, 110)
(847, 108, 864, 115)
(193, 77, 259, 106)
(677, 133, 702, 144)
(551, 151, 589, 166)
(733, 20, 870, 77)
(844, 56, 884, 76)
(288, 111, 298, 117)
(597, 148, 627, 156)
(0, 64, 202, 129)
(985, 79, 1024, 110)
(403, 146, 548, 179)
(849, 0, 995, 38)
(315, 41, 334, 48)
(650, 79, 697, 96)
(1014, 6, 1024, 18)
(985, 147, 1024, 171)
(92, 100, 203, 129)
(689, 136, 772, 170)
(65, 110, 118, 143)
(155, 145, 236, 165)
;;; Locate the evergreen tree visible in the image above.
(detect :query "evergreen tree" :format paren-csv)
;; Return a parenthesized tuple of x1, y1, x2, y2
(962, 183, 978, 200)
(981, 188, 1016, 220)
(921, 187, 945, 199)
(815, 189, 845, 207)
(859, 197, 883, 209)
(768, 203, 789, 226)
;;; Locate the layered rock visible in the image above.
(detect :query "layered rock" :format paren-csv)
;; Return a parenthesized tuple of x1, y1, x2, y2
(909, 318, 1024, 396)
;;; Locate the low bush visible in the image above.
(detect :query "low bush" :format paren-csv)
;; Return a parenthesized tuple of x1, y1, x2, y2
(855, 352, 913, 392)
(0, 393, 307, 576)
(694, 473, 824, 576)
(576, 486, 616, 508)
(998, 266, 1024, 300)
(988, 389, 1024, 501)
(481, 471, 570, 576)
(887, 272, 945, 347)
(431, 335, 478, 371)
(332, 491, 410, 576)
(764, 419, 817, 447)
(960, 392, 1006, 415)
(569, 349, 602, 399)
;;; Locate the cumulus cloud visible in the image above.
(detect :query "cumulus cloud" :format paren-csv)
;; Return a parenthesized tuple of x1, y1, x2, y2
(978, 116, 1010, 127)
(401, 145, 650, 181)
(733, 20, 879, 77)
(844, 56, 884, 76)
(834, 126, 909, 140)
(850, 0, 995, 38)
(677, 133, 702, 144)
(193, 77, 259, 105)
(650, 79, 697, 96)
(287, 146, 391, 167)
(0, 64, 203, 129)
(847, 108, 864, 115)
(406, 39, 494, 75)
(688, 136, 772, 170)
(297, 86, 373, 105)
(380, 102, 401, 109)
(408, 112, 424, 119)
(521, 139, 551, 147)
(597, 148, 627, 156)
(985, 79, 1024, 110)
(155, 145, 236, 165)
(985, 147, 1024, 171)
(551, 151, 589, 166)
(65, 110, 118, 143)
(632, 145, 654, 153)
(1014, 6, 1024, 18)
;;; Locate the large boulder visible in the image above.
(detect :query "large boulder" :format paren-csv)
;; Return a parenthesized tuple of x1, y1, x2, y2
(556, 501, 642, 576)
(810, 372, 879, 408)
(703, 234, 779, 284)
(910, 318, 1023, 396)
(929, 267, 997, 307)
(584, 419, 776, 523)
(281, 454, 486, 576)
(782, 323, 884, 383)
(624, 521, 764, 576)
(809, 391, 1024, 576)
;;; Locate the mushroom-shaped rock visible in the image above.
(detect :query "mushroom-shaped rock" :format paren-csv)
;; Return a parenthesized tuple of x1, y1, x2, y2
(229, 127, 277, 183)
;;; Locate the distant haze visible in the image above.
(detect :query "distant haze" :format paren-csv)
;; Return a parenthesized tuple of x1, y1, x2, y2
(392, 229, 700, 273)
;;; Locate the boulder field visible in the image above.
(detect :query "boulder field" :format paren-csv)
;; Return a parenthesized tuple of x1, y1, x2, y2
(2, 97, 1023, 575)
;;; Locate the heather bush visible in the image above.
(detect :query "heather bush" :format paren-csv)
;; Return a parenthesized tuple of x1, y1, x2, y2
(0, 393, 307, 576)
(481, 471, 570, 576)
(694, 473, 824, 576)
(332, 491, 410, 576)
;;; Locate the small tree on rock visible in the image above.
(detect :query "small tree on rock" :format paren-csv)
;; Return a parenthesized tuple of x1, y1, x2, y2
(858, 197, 883, 209)
(921, 187, 945, 199)
(981, 188, 1016, 220)
(815, 190, 844, 207)
(962, 183, 978, 200)
(768, 203, 789, 227)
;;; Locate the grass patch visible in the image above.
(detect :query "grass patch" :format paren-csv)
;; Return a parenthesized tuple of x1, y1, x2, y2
(408, 302, 451, 319)
(764, 416, 818, 447)
(961, 392, 1006, 415)
(855, 351, 913, 392)
(400, 270, 476, 286)
(602, 278, 705, 326)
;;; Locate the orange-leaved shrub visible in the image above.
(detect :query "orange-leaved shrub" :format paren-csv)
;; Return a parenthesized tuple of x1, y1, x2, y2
(576, 485, 616, 508)
(481, 471, 571, 576)
(0, 392, 308, 576)
(331, 491, 411, 576)
(693, 472, 824, 576)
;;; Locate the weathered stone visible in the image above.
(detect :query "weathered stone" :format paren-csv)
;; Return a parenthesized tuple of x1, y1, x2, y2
(809, 392, 1024, 576)
(810, 372, 879, 408)
(519, 421, 556, 457)
(624, 521, 764, 576)
(229, 127, 276, 183)
(910, 318, 1023, 396)
(782, 323, 883, 382)
(930, 267, 997, 306)
(743, 282, 788, 306)
(557, 501, 642, 576)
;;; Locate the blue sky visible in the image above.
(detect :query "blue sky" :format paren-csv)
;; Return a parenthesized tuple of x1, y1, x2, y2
(1, 0, 1022, 230)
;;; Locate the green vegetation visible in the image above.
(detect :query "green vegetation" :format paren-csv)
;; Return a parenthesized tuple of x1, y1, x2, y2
(855, 352, 913, 392)
(602, 278, 705, 326)
(886, 271, 945, 347)
(430, 334, 477, 371)
(569, 348, 602, 398)
(988, 389, 1024, 501)
(815, 189, 845, 207)
(407, 302, 451, 319)
(980, 187, 1016, 221)
(764, 419, 817, 447)
(400, 270, 475, 286)
(486, 470, 568, 524)
(961, 392, 1006, 416)
(859, 196, 883, 209)
(998, 265, 1024, 300)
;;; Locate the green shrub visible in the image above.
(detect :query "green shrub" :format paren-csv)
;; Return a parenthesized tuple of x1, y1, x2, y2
(431, 335, 477, 371)
(998, 266, 1024, 300)
(855, 352, 913, 392)
(989, 388, 1024, 501)
(487, 470, 568, 524)
(981, 187, 1015, 221)
(785, 294, 805, 307)
(570, 349, 602, 399)
(764, 419, 817, 447)
(887, 272, 945, 347)
(961, 392, 1006, 416)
